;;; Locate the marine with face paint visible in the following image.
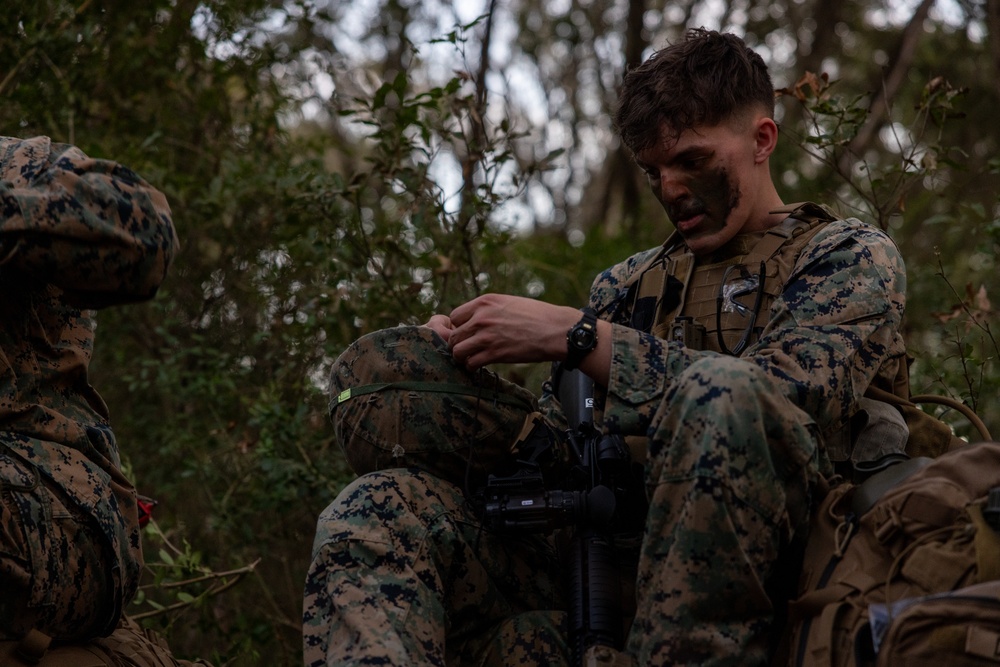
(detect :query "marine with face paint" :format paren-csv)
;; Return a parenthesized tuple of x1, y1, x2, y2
(635, 115, 783, 257)
(305, 28, 908, 667)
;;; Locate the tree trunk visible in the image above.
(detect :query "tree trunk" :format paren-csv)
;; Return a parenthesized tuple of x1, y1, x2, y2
(987, 0, 1000, 101)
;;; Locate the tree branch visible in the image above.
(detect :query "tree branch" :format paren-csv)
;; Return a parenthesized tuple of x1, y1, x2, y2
(837, 0, 935, 174)
(988, 0, 1000, 100)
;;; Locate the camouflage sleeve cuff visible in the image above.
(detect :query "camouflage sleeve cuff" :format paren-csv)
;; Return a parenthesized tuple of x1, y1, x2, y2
(602, 322, 701, 436)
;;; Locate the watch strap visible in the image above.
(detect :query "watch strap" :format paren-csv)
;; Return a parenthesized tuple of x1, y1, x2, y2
(564, 307, 598, 370)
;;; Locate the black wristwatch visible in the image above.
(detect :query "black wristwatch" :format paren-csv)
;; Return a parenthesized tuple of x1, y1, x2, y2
(564, 307, 598, 370)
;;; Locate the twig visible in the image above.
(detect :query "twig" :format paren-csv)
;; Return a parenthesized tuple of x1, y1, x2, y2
(143, 559, 261, 590)
(133, 560, 260, 621)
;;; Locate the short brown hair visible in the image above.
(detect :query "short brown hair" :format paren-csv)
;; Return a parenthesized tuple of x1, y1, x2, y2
(615, 29, 775, 155)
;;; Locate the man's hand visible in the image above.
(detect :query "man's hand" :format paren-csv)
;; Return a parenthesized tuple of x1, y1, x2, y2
(423, 294, 612, 386)
(424, 314, 456, 344)
(450, 294, 581, 369)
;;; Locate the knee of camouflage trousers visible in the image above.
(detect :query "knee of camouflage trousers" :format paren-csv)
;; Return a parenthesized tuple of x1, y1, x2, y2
(476, 610, 572, 667)
(303, 468, 569, 667)
(327, 326, 540, 488)
(627, 355, 824, 667)
(0, 452, 120, 642)
(583, 645, 638, 667)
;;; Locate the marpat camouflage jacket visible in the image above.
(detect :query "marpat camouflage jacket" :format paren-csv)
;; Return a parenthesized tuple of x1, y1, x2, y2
(547, 215, 907, 473)
(0, 135, 177, 599)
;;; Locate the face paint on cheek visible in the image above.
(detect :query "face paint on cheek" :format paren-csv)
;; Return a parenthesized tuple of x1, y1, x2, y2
(690, 167, 741, 233)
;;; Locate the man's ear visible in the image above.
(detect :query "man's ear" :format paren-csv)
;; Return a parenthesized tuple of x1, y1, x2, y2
(753, 117, 779, 163)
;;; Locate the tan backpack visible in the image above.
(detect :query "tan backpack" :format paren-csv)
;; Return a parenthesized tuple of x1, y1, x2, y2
(871, 578, 1000, 665)
(780, 441, 1000, 667)
(0, 616, 210, 667)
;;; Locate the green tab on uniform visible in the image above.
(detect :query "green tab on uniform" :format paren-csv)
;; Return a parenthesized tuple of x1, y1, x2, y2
(337, 388, 352, 404)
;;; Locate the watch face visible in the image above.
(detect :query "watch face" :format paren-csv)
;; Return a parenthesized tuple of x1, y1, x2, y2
(571, 326, 595, 348)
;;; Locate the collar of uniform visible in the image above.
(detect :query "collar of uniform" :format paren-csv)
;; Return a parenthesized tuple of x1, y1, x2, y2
(702, 230, 768, 264)
(663, 229, 764, 261)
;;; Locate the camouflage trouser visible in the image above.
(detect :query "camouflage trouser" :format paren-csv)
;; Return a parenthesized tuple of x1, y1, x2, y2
(306, 356, 822, 667)
(626, 356, 822, 666)
(0, 451, 120, 642)
(303, 468, 574, 666)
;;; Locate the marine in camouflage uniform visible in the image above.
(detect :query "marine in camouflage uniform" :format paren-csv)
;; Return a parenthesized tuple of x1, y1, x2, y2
(589, 217, 904, 665)
(0, 136, 203, 664)
(304, 29, 907, 666)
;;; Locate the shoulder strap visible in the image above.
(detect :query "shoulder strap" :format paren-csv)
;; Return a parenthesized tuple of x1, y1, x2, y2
(622, 232, 692, 334)
(745, 202, 836, 268)
(622, 231, 683, 291)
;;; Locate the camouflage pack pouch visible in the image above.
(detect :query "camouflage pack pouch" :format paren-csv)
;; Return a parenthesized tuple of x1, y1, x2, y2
(329, 325, 540, 488)
(0, 449, 123, 643)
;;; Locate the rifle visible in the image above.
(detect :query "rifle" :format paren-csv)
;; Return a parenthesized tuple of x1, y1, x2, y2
(473, 366, 646, 665)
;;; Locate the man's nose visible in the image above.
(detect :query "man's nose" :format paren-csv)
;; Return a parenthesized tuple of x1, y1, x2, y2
(657, 171, 687, 201)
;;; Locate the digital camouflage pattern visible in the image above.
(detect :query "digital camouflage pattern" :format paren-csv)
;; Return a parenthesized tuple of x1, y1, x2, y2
(305, 213, 907, 666)
(593, 217, 906, 444)
(308, 326, 576, 666)
(303, 468, 571, 666)
(328, 325, 540, 487)
(621, 355, 820, 665)
(592, 215, 905, 665)
(0, 136, 177, 640)
(0, 458, 116, 642)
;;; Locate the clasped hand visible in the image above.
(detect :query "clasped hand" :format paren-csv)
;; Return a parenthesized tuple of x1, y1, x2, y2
(424, 294, 581, 370)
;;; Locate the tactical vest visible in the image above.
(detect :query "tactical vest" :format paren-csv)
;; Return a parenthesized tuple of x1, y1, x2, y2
(619, 202, 959, 466)
(624, 202, 832, 356)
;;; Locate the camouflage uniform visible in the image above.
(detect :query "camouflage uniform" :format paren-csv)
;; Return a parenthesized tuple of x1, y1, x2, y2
(305, 212, 906, 666)
(0, 137, 176, 641)
(305, 326, 573, 666)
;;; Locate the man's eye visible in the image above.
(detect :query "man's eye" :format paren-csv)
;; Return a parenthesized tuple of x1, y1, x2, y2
(643, 168, 658, 179)
(681, 156, 707, 170)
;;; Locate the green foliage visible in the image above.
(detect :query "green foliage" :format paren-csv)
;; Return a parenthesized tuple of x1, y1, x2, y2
(5, 2, 356, 663)
(131, 518, 260, 664)
(3, 3, 556, 663)
(3, 2, 999, 665)
(777, 68, 999, 440)
(778, 71, 970, 228)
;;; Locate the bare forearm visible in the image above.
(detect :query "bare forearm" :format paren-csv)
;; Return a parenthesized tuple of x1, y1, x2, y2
(427, 294, 612, 387)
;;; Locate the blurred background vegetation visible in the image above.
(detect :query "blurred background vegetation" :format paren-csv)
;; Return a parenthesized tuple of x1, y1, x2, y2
(1, 0, 997, 664)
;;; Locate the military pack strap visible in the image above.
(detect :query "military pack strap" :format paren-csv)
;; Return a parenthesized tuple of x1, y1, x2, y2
(622, 232, 680, 292)
(970, 503, 1000, 582)
(333, 381, 535, 411)
(622, 233, 693, 334)
(784, 442, 1000, 667)
(738, 203, 836, 298)
(848, 456, 933, 517)
(649, 254, 694, 339)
